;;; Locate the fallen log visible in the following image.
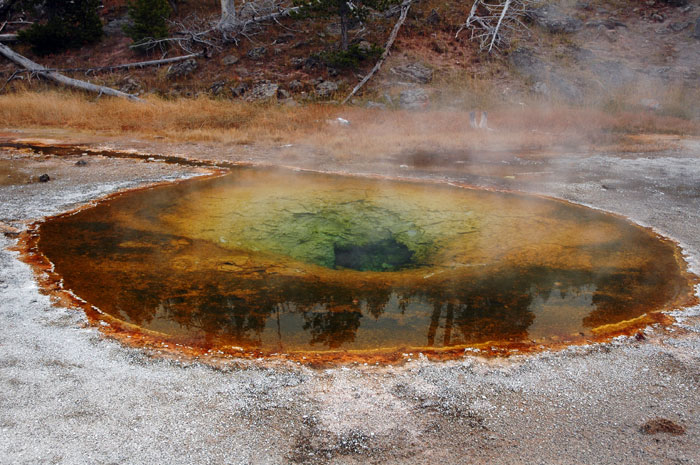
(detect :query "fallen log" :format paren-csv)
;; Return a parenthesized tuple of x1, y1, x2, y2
(35, 52, 202, 74)
(104, 52, 201, 71)
(0, 43, 143, 101)
(0, 33, 17, 42)
(342, 0, 413, 105)
(237, 5, 302, 29)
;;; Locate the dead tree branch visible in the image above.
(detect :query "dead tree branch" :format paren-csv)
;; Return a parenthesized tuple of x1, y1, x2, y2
(459, 0, 482, 34)
(221, 3, 302, 44)
(0, 33, 17, 42)
(0, 68, 20, 92)
(489, 0, 511, 53)
(237, 5, 301, 29)
(0, 43, 143, 101)
(83, 52, 202, 72)
(2, 52, 202, 75)
(134, 2, 301, 52)
(342, 0, 413, 105)
(456, 0, 537, 53)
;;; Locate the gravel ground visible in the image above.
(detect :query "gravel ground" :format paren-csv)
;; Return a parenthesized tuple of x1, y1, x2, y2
(1, 134, 699, 465)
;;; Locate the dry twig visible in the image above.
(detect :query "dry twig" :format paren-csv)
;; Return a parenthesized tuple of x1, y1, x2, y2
(140, 2, 301, 51)
(456, 0, 537, 53)
(342, 0, 413, 104)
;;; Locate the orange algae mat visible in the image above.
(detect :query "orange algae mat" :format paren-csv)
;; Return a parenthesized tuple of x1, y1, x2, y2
(35, 168, 695, 357)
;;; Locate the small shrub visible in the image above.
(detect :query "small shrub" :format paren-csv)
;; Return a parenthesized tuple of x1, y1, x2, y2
(320, 43, 383, 70)
(18, 0, 103, 55)
(292, 0, 399, 50)
(124, 0, 172, 51)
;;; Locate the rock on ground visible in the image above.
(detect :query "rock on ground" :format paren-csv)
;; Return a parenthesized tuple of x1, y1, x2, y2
(103, 17, 131, 37)
(315, 81, 339, 98)
(166, 59, 198, 79)
(221, 54, 240, 66)
(209, 81, 227, 97)
(390, 63, 434, 84)
(119, 77, 141, 95)
(231, 82, 249, 98)
(528, 4, 583, 34)
(509, 48, 583, 101)
(399, 88, 429, 109)
(246, 82, 279, 101)
(247, 47, 267, 60)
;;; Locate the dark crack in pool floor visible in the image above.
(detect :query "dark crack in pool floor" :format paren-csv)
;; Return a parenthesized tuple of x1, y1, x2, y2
(34, 167, 696, 358)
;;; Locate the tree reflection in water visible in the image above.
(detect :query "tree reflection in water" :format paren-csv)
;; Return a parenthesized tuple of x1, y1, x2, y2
(45, 237, 667, 351)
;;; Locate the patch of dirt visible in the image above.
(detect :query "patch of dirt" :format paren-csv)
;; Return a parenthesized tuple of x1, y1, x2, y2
(640, 418, 686, 435)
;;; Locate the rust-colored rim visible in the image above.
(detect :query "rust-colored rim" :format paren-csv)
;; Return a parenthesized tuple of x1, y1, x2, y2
(7, 146, 700, 367)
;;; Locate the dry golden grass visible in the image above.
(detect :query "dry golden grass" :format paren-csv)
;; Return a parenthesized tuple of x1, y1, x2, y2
(0, 91, 697, 160)
(0, 91, 337, 145)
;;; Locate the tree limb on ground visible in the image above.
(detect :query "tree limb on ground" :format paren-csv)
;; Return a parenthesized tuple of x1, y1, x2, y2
(342, 0, 413, 105)
(0, 43, 143, 101)
(218, 4, 303, 43)
(237, 5, 303, 29)
(142, 4, 304, 52)
(9, 52, 202, 74)
(0, 33, 17, 42)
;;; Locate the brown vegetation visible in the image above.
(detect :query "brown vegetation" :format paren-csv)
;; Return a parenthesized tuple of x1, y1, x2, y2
(0, 91, 697, 161)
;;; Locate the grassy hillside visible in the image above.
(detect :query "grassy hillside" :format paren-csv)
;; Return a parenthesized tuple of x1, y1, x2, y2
(0, 0, 698, 122)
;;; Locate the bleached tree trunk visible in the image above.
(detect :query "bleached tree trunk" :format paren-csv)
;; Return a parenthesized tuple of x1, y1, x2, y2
(339, 2, 350, 51)
(220, 0, 236, 29)
(488, 0, 511, 53)
(339, 11, 349, 51)
(0, 43, 143, 101)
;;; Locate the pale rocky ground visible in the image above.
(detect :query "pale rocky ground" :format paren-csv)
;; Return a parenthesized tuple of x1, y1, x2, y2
(1, 131, 699, 464)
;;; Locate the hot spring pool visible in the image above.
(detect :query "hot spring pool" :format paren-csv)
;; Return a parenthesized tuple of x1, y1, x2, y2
(34, 167, 695, 357)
